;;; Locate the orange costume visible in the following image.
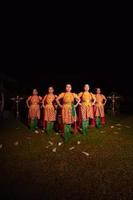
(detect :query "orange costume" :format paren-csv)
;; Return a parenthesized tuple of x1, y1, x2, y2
(28, 95, 42, 120)
(43, 94, 57, 122)
(78, 92, 96, 120)
(57, 92, 78, 124)
(95, 94, 106, 125)
(78, 92, 96, 134)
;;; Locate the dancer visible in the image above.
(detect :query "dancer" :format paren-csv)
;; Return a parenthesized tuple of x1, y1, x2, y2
(95, 88, 107, 128)
(42, 86, 57, 134)
(78, 84, 96, 135)
(56, 84, 80, 142)
(26, 89, 42, 132)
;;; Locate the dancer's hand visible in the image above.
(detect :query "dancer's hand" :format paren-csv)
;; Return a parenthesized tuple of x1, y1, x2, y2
(74, 104, 79, 108)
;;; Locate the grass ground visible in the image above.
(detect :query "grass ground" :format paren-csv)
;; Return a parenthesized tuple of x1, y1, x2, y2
(0, 115, 133, 200)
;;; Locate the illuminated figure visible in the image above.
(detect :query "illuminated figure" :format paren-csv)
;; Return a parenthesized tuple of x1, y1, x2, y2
(42, 87, 57, 134)
(56, 84, 80, 142)
(95, 88, 107, 127)
(78, 84, 96, 135)
(26, 89, 42, 132)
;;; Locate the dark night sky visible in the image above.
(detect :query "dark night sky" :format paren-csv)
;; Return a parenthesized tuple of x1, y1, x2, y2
(1, 12, 132, 96)
(1, 62, 132, 96)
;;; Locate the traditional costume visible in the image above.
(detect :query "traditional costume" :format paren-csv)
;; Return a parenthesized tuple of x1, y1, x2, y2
(43, 93, 57, 134)
(78, 91, 96, 135)
(27, 91, 42, 131)
(95, 93, 106, 127)
(56, 89, 79, 142)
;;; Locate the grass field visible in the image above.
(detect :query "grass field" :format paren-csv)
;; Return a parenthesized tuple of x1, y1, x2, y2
(0, 115, 133, 200)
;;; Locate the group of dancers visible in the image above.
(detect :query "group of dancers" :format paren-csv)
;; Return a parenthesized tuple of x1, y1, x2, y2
(26, 84, 107, 142)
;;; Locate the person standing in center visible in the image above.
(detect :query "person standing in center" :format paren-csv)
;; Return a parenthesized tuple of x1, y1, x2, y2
(56, 84, 80, 142)
(78, 84, 96, 135)
(42, 86, 57, 134)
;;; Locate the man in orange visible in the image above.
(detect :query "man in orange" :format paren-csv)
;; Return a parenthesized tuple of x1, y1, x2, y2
(56, 84, 80, 142)
(26, 89, 42, 132)
(78, 84, 96, 135)
(42, 87, 57, 134)
(95, 88, 107, 127)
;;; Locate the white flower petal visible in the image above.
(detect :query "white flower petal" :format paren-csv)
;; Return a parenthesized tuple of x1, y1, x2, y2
(82, 151, 90, 156)
(35, 130, 39, 134)
(58, 142, 63, 146)
(116, 123, 122, 126)
(69, 147, 75, 150)
(14, 141, 19, 146)
(110, 126, 114, 128)
(100, 131, 105, 133)
(52, 148, 57, 152)
(48, 141, 54, 146)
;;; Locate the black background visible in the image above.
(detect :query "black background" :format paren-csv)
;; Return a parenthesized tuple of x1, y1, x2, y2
(1, 10, 132, 97)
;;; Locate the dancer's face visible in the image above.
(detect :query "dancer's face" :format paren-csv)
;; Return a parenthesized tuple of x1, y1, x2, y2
(66, 84, 72, 92)
(84, 84, 90, 92)
(33, 89, 38, 95)
(48, 87, 54, 94)
(96, 88, 101, 94)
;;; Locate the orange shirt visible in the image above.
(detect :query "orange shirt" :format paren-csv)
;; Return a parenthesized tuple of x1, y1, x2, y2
(95, 94, 106, 106)
(58, 92, 79, 108)
(78, 92, 96, 106)
(28, 95, 42, 105)
(43, 94, 56, 107)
